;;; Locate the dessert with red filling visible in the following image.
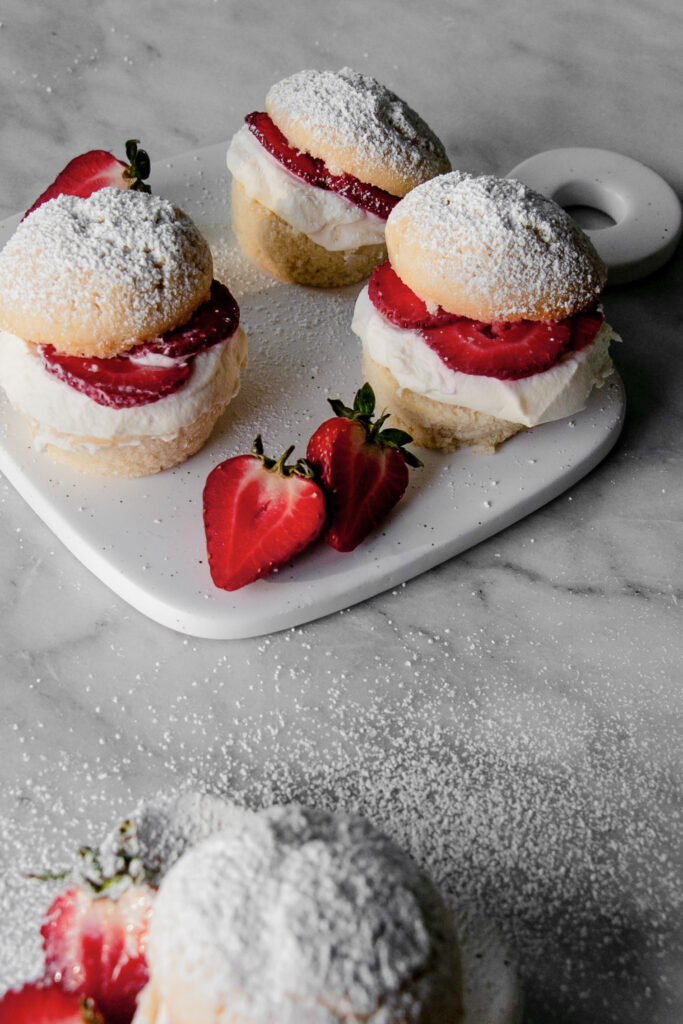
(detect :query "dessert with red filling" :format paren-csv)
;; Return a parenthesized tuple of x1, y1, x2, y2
(353, 171, 619, 451)
(0, 188, 248, 477)
(226, 68, 451, 287)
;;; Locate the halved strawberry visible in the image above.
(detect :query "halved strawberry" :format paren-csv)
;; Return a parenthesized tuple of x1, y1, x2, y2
(23, 139, 151, 220)
(306, 383, 421, 552)
(203, 437, 326, 590)
(368, 260, 460, 329)
(0, 982, 102, 1024)
(38, 280, 240, 409)
(41, 886, 153, 1024)
(245, 112, 399, 219)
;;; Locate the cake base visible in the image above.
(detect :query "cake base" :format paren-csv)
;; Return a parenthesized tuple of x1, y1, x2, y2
(362, 350, 525, 453)
(231, 180, 386, 288)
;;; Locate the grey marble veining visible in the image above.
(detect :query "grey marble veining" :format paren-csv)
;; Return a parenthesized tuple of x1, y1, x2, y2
(0, 1, 682, 1021)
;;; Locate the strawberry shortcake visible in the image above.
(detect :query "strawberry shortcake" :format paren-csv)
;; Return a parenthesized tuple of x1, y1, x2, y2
(0, 187, 247, 477)
(226, 67, 451, 287)
(353, 171, 618, 451)
(133, 803, 463, 1024)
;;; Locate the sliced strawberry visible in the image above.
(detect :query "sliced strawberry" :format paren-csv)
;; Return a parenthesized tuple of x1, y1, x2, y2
(568, 306, 606, 352)
(39, 280, 240, 409)
(368, 261, 460, 329)
(368, 262, 605, 379)
(422, 317, 573, 379)
(148, 279, 240, 360)
(24, 139, 151, 220)
(245, 111, 399, 219)
(0, 982, 102, 1024)
(306, 383, 421, 552)
(41, 886, 153, 1024)
(39, 346, 191, 408)
(203, 437, 326, 590)
(422, 308, 604, 380)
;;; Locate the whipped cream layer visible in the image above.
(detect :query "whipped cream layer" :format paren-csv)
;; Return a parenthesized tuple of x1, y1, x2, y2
(131, 986, 173, 1024)
(227, 125, 387, 251)
(0, 328, 247, 453)
(353, 287, 617, 427)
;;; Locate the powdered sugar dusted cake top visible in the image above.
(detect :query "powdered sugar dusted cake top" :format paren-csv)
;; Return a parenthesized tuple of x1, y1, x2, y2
(266, 68, 451, 197)
(385, 171, 607, 322)
(0, 188, 213, 358)
(146, 803, 462, 1024)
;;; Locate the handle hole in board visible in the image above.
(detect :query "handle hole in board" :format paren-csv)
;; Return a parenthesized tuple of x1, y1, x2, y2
(552, 180, 628, 230)
(563, 205, 616, 231)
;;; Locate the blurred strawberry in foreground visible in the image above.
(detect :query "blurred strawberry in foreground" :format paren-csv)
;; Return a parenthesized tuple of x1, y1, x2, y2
(23, 139, 151, 219)
(203, 436, 326, 590)
(34, 820, 154, 1024)
(307, 383, 421, 552)
(42, 886, 152, 1024)
(0, 982, 102, 1023)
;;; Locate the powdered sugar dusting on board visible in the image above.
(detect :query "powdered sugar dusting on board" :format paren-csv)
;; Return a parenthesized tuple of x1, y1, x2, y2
(266, 68, 451, 192)
(386, 172, 607, 319)
(148, 803, 460, 1024)
(0, 188, 212, 349)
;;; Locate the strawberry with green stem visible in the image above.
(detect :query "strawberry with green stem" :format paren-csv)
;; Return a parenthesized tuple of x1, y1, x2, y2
(307, 383, 421, 552)
(24, 139, 151, 220)
(35, 820, 153, 1024)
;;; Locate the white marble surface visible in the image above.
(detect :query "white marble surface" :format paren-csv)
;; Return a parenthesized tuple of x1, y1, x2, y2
(0, 2, 681, 1021)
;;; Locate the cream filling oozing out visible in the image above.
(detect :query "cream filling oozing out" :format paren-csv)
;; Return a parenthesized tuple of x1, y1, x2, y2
(0, 327, 248, 453)
(226, 125, 387, 251)
(352, 287, 617, 428)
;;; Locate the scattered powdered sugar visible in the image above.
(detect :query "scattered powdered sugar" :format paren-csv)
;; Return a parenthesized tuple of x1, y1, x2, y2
(386, 172, 607, 319)
(0, 188, 212, 348)
(266, 68, 450, 191)
(148, 803, 459, 1023)
(1, 655, 679, 1024)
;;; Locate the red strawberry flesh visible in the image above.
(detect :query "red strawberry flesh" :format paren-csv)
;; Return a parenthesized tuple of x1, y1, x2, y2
(0, 982, 102, 1024)
(23, 151, 129, 220)
(368, 261, 460, 329)
(368, 261, 605, 380)
(203, 451, 326, 591)
(421, 308, 604, 380)
(246, 111, 399, 220)
(39, 281, 240, 408)
(41, 886, 152, 1024)
(307, 418, 409, 552)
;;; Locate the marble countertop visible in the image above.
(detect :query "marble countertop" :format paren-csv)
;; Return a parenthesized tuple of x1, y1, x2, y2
(0, 1, 681, 1021)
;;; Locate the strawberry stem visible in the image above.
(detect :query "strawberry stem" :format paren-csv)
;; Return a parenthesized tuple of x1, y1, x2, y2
(327, 384, 423, 468)
(122, 139, 152, 193)
(26, 818, 148, 895)
(251, 436, 316, 479)
(276, 445, 296, 472)
(24, 869, 71, 882)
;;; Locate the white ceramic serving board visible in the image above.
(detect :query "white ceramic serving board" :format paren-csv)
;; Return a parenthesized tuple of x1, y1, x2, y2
(0, 143, 625, 639)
